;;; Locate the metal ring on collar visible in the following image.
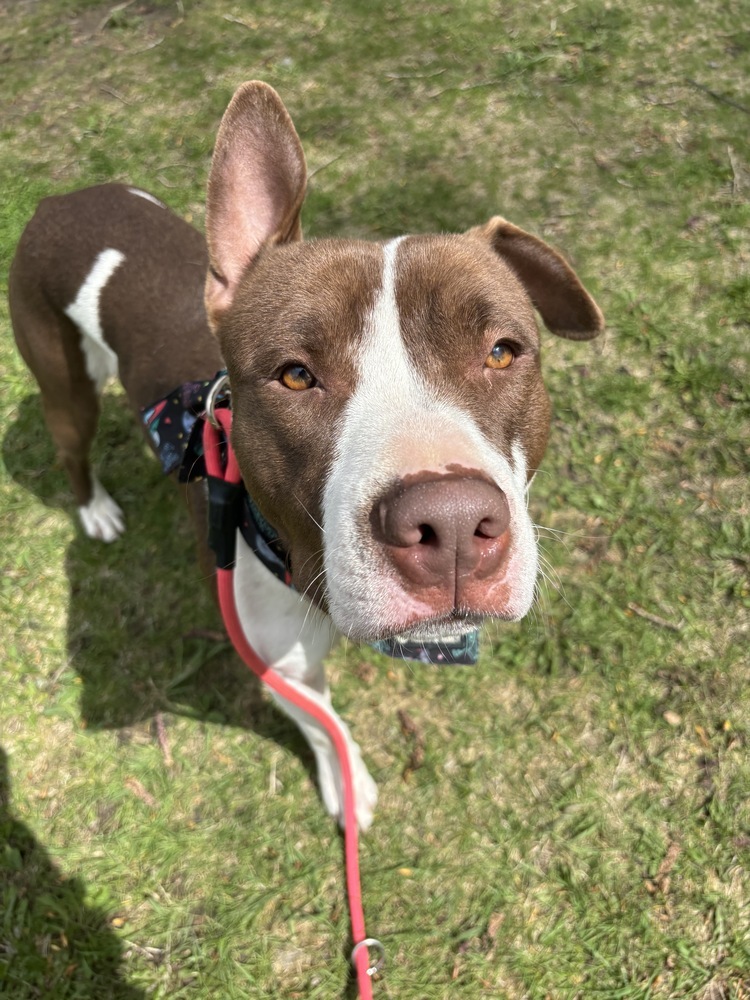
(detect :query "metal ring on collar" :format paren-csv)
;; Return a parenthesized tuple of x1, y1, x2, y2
(205, 373, 231, 428)
(350, 938, 386, 977)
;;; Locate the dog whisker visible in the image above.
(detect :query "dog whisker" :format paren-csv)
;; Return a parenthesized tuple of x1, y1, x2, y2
(294, 492, 325, 533)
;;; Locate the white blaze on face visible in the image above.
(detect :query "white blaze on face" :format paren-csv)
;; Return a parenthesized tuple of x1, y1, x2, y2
(322, 238, 538, 641)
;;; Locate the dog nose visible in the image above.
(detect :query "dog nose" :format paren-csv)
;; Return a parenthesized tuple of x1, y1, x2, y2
(371, 475, 510, 589)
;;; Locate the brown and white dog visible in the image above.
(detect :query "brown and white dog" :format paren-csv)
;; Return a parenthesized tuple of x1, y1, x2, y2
(9, 81, 603, 829)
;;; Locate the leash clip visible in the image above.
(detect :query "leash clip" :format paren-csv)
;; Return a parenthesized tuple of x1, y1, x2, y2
(351, 938, 386, 978)
(205, 372, 231, 428)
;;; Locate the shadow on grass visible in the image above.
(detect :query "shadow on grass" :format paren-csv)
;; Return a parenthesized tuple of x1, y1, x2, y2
(0, 747, 146, 1000)
(3, 392, 313, 760)
(4, 390, 361, 994)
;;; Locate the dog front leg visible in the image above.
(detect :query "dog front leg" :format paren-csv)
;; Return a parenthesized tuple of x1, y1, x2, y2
(232, 536, 377, 830)
(269, 675, 378, 832)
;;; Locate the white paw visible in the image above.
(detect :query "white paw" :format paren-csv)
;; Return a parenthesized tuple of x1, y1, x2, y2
(317, 743, 378, 832)
(351, 756, 379, 832)
(78, 479, 125, 542)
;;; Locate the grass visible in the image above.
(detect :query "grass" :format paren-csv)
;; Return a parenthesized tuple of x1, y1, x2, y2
(1, 0, 748, 997)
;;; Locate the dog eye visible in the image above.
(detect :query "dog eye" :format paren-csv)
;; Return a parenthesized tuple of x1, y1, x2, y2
(485, 341, 515, 370)
(280, 364, 316, 391)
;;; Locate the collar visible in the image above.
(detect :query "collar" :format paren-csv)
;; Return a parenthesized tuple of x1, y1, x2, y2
(141, 371, 291, 584)
(142, 373, 479, 665)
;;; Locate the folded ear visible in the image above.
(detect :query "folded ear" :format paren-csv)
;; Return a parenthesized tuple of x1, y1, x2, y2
(467, 217, 604, 340)
(205, 81, 307, 331)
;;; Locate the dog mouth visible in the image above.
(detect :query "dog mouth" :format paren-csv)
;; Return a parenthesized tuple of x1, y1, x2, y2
(367, 610, 485, 645)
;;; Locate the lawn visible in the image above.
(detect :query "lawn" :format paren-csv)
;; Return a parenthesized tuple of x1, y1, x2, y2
(1, 1, 748, 997)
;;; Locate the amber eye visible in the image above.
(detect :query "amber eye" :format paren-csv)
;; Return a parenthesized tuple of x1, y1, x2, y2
(280, 364, 316, 391)
(485, 341, 515, 370)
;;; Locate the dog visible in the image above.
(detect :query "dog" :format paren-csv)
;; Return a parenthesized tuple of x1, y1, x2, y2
(9, 81, 604, 830)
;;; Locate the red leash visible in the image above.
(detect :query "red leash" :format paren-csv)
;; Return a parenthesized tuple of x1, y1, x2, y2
(203, 407, 379, 998)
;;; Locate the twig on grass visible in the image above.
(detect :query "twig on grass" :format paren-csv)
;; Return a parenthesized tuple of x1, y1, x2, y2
(428, 59, 549, 99)
(428, 74, 520, 99)
(223, 14, 254, 29)
(308, 154, 344, 179)
(645, 840, 681, 895)
(643, 95, 680, 108)
(100, 84, 132, 105)
(627, 602, 684, 632)
(685, 78, 750, 115)
(184, 627, 226, 643)
(125, 777, 158, 809)
(135, 37, 164, 53)
(98, 0, 135, 32)
(385, 69, 446, 81)
(123, 940, 165, 961)
(398, 709, 425, 781)
(153, 712, 173, 768)
(727, 146, 743, 196)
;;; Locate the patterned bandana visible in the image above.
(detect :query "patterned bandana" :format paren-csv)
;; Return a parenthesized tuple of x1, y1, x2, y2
(141, 377, 215, 482)
(142, 374, 479, 665)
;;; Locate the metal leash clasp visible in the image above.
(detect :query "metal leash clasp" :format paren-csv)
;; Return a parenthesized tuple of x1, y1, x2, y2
(205, 372, 231, 428)
(351, 938, 386, 978)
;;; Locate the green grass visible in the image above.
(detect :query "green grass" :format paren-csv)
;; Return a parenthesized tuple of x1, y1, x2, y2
(1, 1, 749, 997)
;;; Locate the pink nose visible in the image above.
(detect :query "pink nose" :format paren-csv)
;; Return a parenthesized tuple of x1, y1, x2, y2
(371, 475, 510, 592)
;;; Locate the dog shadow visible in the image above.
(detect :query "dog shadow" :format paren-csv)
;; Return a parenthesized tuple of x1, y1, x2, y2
(3, 391, 312, 753)
(5, 390, 364, 996)
(0, 746, 146, 999)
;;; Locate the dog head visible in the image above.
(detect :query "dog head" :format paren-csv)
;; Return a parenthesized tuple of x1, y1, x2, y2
(205, 82, 603, 642)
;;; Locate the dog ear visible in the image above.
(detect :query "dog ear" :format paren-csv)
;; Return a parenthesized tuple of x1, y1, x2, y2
(205, 81, 307, 330)
(467, 217, 604, 340)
